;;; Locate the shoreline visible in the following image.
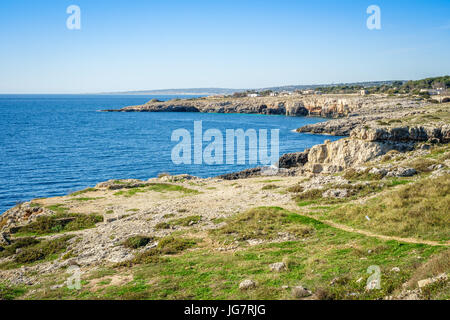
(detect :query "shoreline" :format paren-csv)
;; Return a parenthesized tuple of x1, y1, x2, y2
(0, 97, 448, 300)
(0, 113, 338, 216)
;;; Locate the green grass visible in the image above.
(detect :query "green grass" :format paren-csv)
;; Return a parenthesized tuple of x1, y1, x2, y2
(46, 204, 69, 215)
(0, 282, 26, 300)
(30, 207, 447, 300)
(71, 197, 103, 202)
(113, 183, 200, 197)
(70, 188, 97, 196)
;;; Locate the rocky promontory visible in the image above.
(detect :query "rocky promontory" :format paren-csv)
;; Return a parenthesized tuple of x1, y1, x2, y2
(103, 94, 424, 118)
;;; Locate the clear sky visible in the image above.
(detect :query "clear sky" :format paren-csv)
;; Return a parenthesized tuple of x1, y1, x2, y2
(0, 0, 449, 93)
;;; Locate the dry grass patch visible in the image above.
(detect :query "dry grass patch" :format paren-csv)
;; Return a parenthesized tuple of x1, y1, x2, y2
(116, 236, 197, 267)
(122, 236, 156, 249)
(405, 249, 450, 289)
(327, 174, 450, 241)
(11, 213, 103, 236)
(210, 207, 316, 243)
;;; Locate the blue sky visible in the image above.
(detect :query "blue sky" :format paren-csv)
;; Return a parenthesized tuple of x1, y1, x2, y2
(0, 0, 449, 93)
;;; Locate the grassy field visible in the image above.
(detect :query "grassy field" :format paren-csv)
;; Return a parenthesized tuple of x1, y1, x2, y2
(4, 207, 446, 300)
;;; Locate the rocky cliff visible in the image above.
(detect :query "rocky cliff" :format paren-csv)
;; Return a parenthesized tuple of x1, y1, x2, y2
(104, 94, 423, 118)
(285, 103, 450, 174)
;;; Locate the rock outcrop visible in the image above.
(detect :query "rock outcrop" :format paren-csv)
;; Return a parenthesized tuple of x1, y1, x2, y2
(351, 124, 450, 143)
(278, 150, 309, 168)
(304, 139, 413, 174)
(103, 94, 422, 119)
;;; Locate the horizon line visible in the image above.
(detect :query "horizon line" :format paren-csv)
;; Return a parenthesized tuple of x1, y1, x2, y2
(0, 78, 412, 95)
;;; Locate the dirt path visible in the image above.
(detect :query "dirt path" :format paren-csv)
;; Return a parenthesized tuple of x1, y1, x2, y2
(283, 204, 449, 247)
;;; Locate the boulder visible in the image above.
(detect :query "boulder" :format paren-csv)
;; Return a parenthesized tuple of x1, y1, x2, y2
(386, 167, 417, 177)
(269, 262, 287, 272)
(239, 279, 256, 290)
(278, 150, 309, 168)
(218, 168, 262, 180)
(305, 138, 412, 174)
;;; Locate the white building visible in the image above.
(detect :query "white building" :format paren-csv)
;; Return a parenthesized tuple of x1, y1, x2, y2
(420, 89, 439, 96)
(247, 93, 259, 97)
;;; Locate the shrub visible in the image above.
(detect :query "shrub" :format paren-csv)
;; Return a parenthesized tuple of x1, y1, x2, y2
(12, 213, 103, 235)
(262, 184, 279, 190)
(287, 185, 304, 193)
(122, 236, 155, 249)
(157, 236, 197, 255)
(0, 237, 40, 258)
(0, 283, 26, 300)
(14, 235, 73, 264)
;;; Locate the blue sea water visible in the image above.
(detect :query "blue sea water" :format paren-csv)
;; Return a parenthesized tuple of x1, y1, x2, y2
(0, 95, 342, 214)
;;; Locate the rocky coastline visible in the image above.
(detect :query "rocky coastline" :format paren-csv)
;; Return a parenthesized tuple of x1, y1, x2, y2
(0, 96, 449, 300)
(103, 94, 426, 119)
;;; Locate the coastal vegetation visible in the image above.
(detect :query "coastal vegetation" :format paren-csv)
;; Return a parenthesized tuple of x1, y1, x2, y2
(15, 207, 448, 300)
(0, 235, 74, 269)
(0, 95, 448, 300)
(311, 76, 449, 95)
(10, 213, 103, 236)
(325, 174, 449, 242)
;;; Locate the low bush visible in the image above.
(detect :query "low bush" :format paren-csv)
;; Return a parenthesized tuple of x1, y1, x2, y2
(211, 207, 315, 242)
(12, 213, 103, 235)
(14, 235, 73, 264)
(0, 237, 40, 258)
(122, 236, 155, 249)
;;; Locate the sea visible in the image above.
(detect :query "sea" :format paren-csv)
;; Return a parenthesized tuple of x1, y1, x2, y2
(0, 94, 342, 213)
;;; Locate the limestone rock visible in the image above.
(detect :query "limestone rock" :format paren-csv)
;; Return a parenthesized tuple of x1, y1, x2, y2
(239, 279, 256, 290)
(269, 262, 287, 272)
(305, 138, 412, 173)
(386, 167, 417, 177)
(351, 124, 450, 143)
